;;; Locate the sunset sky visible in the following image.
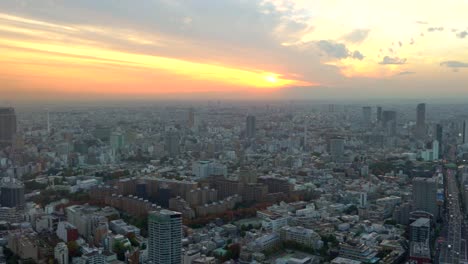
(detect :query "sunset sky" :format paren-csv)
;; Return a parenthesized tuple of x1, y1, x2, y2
(1, 0, 467, 101)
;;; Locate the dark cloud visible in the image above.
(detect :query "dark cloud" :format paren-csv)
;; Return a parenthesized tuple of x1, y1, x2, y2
(316, 40, 349, 59)
(316, 40, 364, 60)
(457, 31, 467, 39)
(398, 71, 415, 75)
(398, 41, 402, 47)
(409, 38, 415, 45)
(379, 56, 407, 65)
(440, 61, 468, 68)
(427, 27, 444, 32)
(343, 29, 370, 43)
(352, 51, 364, 60)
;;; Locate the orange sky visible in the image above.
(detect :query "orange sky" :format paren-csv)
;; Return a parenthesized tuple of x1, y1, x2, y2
(1, 0, 468, 101)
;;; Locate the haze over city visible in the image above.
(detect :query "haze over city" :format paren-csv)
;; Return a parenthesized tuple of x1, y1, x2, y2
(3, 1, 468, 264)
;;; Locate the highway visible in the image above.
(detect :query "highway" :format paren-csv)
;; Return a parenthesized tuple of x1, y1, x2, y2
(440, 169, 463, 264)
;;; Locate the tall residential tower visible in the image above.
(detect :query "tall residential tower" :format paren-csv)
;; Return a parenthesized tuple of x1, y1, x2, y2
(148, 210, 182, 264)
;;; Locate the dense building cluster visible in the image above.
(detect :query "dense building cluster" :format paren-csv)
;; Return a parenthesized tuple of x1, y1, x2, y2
(1, 102, 468, 263)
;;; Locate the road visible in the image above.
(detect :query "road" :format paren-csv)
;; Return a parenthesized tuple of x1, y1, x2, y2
(439, 169, 463, 264)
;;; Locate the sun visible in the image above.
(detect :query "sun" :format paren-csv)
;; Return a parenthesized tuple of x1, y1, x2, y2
(264, 74, 278, 84)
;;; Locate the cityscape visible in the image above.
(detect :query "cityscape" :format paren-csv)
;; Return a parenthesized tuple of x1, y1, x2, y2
(1, 0, 468, 264)
(1, 102, 468, 264)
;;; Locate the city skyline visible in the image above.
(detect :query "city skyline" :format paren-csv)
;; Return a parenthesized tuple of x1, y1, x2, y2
(1, 0, 468, 101)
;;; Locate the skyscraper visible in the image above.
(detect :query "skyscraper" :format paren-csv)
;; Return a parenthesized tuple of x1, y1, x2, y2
(246, 115, 256, 139)
(412, 177, 438, 219)
(415, 103, 426, 138)
(362, 106, 372, 127)
(463, 120, 468, 144)
(188, 108, 195, 128)
(435, 124, 443, 147)
(382, 110, 397, 136)
(376, 106, 382, 123)
(148, 210, 182, 264)
(0, 107, 17, 147)
(165, 128, 180, 157)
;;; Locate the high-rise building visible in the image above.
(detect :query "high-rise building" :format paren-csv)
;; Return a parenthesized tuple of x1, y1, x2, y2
(148, 210, 182, 264)
(463, 120, 468, 144)
(410, 218, 430, 243)
(412, 177, 438, 219)
(329, 137, 345, 161)
(435, 124, 443, 152)
(409, 217, 431, 263)
(415, 103, 426, 137)
(432, 140, 439, 160)
(165, 129, 180, 157)
(246, 115, 256, 139)
(188, 108, 195, 128)
(110, 131, 125, 150)
(382, 110, 397, 136)
(54, 242, 69, 264)
(93, 126, 111, 142)
(362, 106, 372, 127)
(376, 106, 382, 123)
(0, 107, 17, 147)
(359, 192, 367, 208)
(0, 178, 25, 209)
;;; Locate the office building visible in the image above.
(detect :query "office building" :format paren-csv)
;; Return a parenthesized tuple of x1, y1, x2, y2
(435, 124, 443, 153)
(432, 140, 439, 160)
(110, 131, 125, 150)
(463, 120, 468, 144)
(362, 106, 372, 127)
(148, 210, 182, 264)
(0, 178, 25, 209)
(0, 107, 16, 147)
(376, 106, 382, 123)
(188, 108, 195, 128)
(329, 137, 345, 160)
(54, 242, 69, 264)
(382, 110, 397, 136)
(246, 115, 256, 138)
(412, 177, 438, 219)
(415, 103, 426, 138)
(165, 129, 180, 157)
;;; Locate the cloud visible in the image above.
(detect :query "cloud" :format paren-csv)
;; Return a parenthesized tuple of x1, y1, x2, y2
(440, 61, 468, 68)
(427, 27, 444, 32)
(316, 40, 350, 59)
(398, 71, 415, 75)
(457, 31, 467, 39)
(379, 56, 407, 65)
(352, 51, 364, 60)
(343, 29, 370, 43)
(316, 40, 364, 60)
(416, 21, 428, 25)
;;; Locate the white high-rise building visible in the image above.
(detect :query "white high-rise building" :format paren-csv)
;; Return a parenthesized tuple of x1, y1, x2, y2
(148, 210, 182, 264)
(54, 242, 69, 264)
